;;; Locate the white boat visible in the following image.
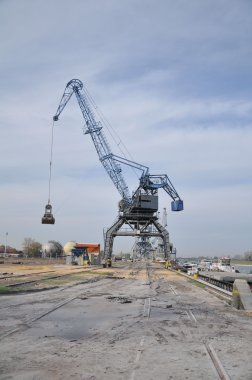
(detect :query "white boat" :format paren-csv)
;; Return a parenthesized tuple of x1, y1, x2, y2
(187, 264, 199, 275)
(199, 259, 212, 271)
(211, 257, 235, 272)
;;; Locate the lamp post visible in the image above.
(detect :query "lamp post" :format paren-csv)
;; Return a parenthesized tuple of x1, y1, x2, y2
(4, 232, 8, 257)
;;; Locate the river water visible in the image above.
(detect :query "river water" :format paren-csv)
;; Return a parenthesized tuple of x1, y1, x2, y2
(234, 265, 252, 274)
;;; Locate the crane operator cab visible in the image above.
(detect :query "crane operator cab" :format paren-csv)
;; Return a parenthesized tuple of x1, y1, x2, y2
(41, 204, 55, 224)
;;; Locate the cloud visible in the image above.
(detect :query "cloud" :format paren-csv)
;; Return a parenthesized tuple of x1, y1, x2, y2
(0, 0, 252, 256)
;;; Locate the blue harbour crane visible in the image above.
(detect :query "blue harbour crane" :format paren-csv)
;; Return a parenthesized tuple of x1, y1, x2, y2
(42, 79, 183, 266)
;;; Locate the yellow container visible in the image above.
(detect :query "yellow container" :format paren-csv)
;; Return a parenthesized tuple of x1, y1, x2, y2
(193, 273, 198, 279)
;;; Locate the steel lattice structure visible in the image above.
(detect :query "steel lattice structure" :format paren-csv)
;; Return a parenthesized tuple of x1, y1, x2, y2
(47, 79, 184, 265)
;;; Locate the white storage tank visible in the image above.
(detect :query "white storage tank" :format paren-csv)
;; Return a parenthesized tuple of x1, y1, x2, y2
(63, 241, 76, 256)
(42, 242, 58, 258)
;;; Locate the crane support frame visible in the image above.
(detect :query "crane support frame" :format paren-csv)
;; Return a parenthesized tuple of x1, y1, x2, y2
(103, 214, 171, 263)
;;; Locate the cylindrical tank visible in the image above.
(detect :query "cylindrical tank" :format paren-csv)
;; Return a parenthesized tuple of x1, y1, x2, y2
(42, 242, 58, 258)
(63, 241, 76, 256)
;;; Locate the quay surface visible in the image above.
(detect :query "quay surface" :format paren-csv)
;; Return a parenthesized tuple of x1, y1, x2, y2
(0, 261, 251, 380)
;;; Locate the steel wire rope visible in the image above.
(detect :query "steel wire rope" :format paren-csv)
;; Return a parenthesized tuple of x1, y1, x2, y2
(45, 111, 121, 216)
(46, 119, 85, 215)
(46, 85, 141, 215)
(46, 93, 109, 215)
(82, 85, 140, 180)
(47, 120, 55, 204)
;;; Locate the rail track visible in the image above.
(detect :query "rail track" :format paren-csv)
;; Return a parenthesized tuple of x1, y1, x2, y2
(143, 263, 232, 380)
(0, 275, 121, 341)
(0, 262, 246, 379)
(0, 266, 101, 289)
(0, 265, 99, 279)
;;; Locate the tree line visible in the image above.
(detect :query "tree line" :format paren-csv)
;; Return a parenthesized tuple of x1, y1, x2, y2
(22, 238, 63, 258)
(233, 250, 252, 261)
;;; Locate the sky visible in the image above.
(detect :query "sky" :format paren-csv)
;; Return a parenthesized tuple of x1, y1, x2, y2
(0, 0, 252, 257)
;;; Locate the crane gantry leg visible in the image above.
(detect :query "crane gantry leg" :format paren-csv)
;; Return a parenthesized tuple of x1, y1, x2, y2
(103, 212, 172, 267)
(103, 218, 125, 267)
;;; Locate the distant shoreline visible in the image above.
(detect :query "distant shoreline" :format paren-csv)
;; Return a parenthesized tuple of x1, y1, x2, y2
(231, 260, 252, 266)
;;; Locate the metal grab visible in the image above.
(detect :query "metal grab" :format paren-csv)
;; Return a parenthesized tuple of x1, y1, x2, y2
(41, 204, 55, 224)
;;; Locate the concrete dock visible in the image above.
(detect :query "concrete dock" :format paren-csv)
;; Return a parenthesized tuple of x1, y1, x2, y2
(200, 271, 252, 284)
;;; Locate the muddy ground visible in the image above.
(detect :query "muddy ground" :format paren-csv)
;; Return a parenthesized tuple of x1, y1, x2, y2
(0, 261, 251, 380)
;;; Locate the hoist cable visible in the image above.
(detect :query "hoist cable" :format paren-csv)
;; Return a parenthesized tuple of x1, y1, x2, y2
(48, 120, 55, 204)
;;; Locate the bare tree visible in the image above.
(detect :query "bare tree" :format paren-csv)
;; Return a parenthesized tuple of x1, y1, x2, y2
(22, 238, 42, 257)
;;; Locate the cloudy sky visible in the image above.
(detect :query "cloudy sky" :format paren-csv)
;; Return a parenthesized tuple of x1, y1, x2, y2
(0, 0, 252, 257)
